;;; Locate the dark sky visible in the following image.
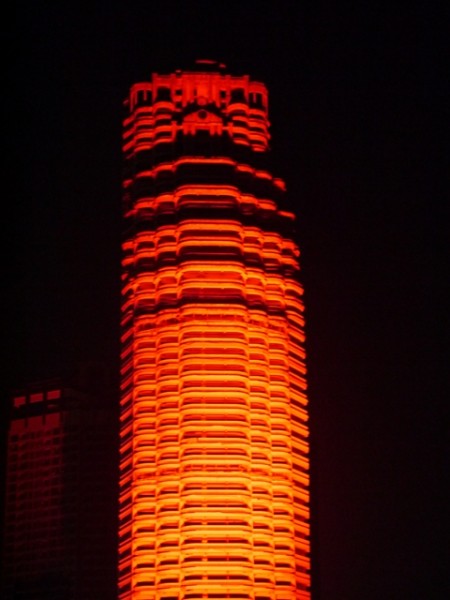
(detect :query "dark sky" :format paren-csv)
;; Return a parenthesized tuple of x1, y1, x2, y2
(3, 2, 447, 598)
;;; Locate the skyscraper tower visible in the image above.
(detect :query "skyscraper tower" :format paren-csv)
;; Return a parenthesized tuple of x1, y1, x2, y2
(2, 368, 118, 600)
(119, 60, 310, 599)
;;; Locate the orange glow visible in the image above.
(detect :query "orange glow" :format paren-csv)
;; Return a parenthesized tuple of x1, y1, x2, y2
(119, 61, 311, 599)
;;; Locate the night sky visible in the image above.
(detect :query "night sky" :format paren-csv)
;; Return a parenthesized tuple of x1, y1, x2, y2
(3, 2, 447, 598)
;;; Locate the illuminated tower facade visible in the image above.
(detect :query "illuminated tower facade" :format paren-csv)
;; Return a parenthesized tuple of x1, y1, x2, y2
(119, 61, 310, 599)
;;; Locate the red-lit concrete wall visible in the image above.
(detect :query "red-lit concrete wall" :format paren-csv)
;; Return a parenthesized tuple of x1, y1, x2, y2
(4, 401, 66, 587)
(119, 61, 310, 599)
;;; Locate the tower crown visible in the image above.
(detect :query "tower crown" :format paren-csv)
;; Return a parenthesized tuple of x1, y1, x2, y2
(124, 63, 270, 153)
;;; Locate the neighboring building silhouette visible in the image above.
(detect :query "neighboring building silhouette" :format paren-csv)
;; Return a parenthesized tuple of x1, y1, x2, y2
(119, 61, 311, 598)
(1, 365, 118, 600)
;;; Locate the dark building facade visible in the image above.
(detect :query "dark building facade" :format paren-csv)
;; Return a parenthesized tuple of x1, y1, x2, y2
(119, 61, 311, 598)
(1, 368, 118, 599)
